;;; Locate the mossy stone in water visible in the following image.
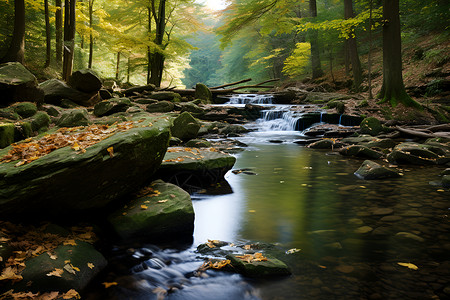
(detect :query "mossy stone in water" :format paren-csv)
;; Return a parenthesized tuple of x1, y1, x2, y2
(0, 122, 15, 148)
(360, 117, 382, 136)
(145, 101, 175, 113)
(194, 83, 212, 104)
(226, 253, 291, 277)
(354, 160, 401, 180)
(339, 145, 383, 159)
(442, 175, 450, 188)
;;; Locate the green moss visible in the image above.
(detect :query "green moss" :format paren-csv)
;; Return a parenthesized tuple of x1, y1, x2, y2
(11, 102, 37, 118)
(0, 123, 15, 148)
(360, 117, 382, 136)
(31, 111, 51, 132)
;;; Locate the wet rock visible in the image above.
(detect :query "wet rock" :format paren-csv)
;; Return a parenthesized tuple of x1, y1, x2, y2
(0, 116, 171, 219)
(335, 265, 354, 273)
(180, 102, 205, 115)
(354, 226, 373, 234)
(380, 215, 402, 222)
(40, 79, 100, 107)
(11, 102, 37, 118)
(56, 108, 91, 127)
(354, 160, 402, 180)
(17, 240, 107, 292)
(13, 121, 32, 141)
(99, 89, 112, 100)
(441, 168, 450, 176)
(226, 253, 291, 277)
(308, 139, 336, 149)
(348, 218, 363, 225)
(395, 232, 424, 242)
(68, 69, 102, 93)
(122, 84, 156, 96)
(341, 135, 379, 145)
(94, 98, 132, 117)
(59, 99, 80, 109)
(41, 105, 62, 117)
(171, 112, 200, 140)
(0, 62, 44, 106)
(359, 117, 382, 136)
(219, 124, 249, 136)
(145, 100, 175, 113)
(339, 145, 383, 159)
(442, 175, 450, 188)
(387, 142, 450, 165)
(108, 180, 194, 240)
(0, 122, 15, 148)
(195, 83, 212, 104)
(401, 210, 423, 217)
(363, 138, 397, 149)
(133, 98, 158, 105)
(372, 208, 394, 215)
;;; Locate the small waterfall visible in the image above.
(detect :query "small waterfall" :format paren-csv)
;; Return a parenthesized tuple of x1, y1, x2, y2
(258, 106, 305, 131)
(227, 94, 274, 104)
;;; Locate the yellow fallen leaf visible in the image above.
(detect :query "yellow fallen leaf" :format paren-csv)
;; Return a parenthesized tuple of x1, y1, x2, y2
(248, 210, 256, 213)
(397, 262, 418, 270)
(72, 142, 80, 151)
(141, 204, 148, 210)
(46, 268, 64, 277)
(0, 266, 23, 282)
(102, 281, 118, 288)
(71, 264, 80, 272)
(87, 262, 95, 269)
(286, 248, 301, 254)
(63, 289, 80, 299)
(47, 252, 57, 260)
(63, 239, 77, 246)
(64, 264, 76, 275)
(157, 199, 168, 203)
(437, 189, 445, 192)
(107, 146, 114, 158)
(243, 245, 251, 250)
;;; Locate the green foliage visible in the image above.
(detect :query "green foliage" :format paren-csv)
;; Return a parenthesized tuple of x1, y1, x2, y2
(282, 42, 311, 78)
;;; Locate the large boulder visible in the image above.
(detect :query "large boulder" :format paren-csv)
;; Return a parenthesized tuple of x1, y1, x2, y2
(108, 180, 194, 240)
(93, 98, 132, 117)
(17, 240, 107, 292)
(359, 117, 382, 136)
(387, 142, 450, 165)
(195, 83, 212, 104)
(68, 69, 102, 93)
(145, 100, 175, 113)
(171, 112, 200, 140)
(0, 62, 44, 106)
(39, 79, 100, 107)
(0, 116, 171, 219)
(354, 160, 402, 180)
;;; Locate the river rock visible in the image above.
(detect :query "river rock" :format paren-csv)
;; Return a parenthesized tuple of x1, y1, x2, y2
(39, 79, 100, 107)
(10, 102, 37, 118)
(359, 117, 382, 136)
(145, 100, 175, 113)
(171, 112, 200, 140)
(93, 98, 132, 117)
(180, 102, 205, 115)
(387, 142, 449, 165)
(56, 108, 91, 127)
(354, 160, 402, 180)
(219, 124, 249, 136)
(339, 145, 383, 159)
(0, 116, 171, 219)
(395, 232, 424, 242)
(362, 138, 397, 149)
(195, 83, 212, 104)
(0, 62, 44, 106)
(0, 123, 15, 148)
(341, 135, 380, 145)
(68, 69, 102, 93)
(17, 240, 107, 292)
(108, 180, 194, 240)
(185, 139, 212, 148)
(442, 168, 450, 176)
(226, 253, 291, 277)
(149, 91, 181, 101)
(308, 139, 336, 149)
(442, 175, 450, 188)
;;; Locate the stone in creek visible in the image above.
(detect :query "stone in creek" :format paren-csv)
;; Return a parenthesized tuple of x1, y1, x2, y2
(226, 253, 291, 277)
(380, 215, 402, 222)
(348, 218, 363, 225)
(401, 210, 423, 217)
(372, 226, 393, 236)
(407, 202, 423, 208)
(354, 226, 373, 234)
(335, 265, 355, 274)
(372, 208, 394, 215)
(395, 232, 425, 242)
(354, 160, 402, 180)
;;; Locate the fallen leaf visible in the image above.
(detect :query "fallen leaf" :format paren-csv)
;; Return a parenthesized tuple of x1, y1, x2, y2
(141, 204, 148, 210)
(243, 245, 251, 250)
(72, 142, 81, 151)
(71, 264, 80, 272)
(40, 291, 60, 300)
(87, 262, 95, 269)
(107, 147, 114, 158)
(47, 251, 58, 260)
(62, 289, 80, 299)
(63, 239, 77, 246)
(46, 268, 64, 277)
(157, 199, 168, 203)
(63, 264, 77, 275)
(169, 194, 176, 198)
(248, 210, 256, 213)
(102, 281, 118, 288)
(286, 248, 301, 254)
(397, 262, 418, 270)
(0, 266, 23, 282)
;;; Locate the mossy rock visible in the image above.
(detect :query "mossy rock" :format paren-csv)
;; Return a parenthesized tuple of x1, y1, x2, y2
(308, 139, 335, 149)
(180, 102, 205, 114)
(0, 108, 20, 120)
(326, 100, 345, 114)
(56, 108, 91, 127)
(59, 99, 80, 109)
(145, 101, 175, 113)
(108, 180, 194, 240)
(149, 91, 180, 101)
(360, 117, 382, 136)
(171, 112, 200, 140)
(226, 253, 291, 277)
(442, 175, 450, 188)
(0, 122, 15, 148)
(14, 121, 32, 142)
(219, 124, 249, 136)
(339, 145, 383, 159)
(17, 240, 107, 292)
(354, 160, 402, 180)
(11, 102, 37, 118)
(387, 142, 449, 165)
(93, 97, 132, 117)
(30, 111, 51, 132)
(185, 139, 212, 148)
(194, 83, 212, 104)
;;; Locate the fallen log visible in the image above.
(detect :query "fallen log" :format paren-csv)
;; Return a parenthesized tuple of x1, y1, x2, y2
(426, 124, 450, 132)
(396, 126, 436, 138)
(210, 78, 252, 89)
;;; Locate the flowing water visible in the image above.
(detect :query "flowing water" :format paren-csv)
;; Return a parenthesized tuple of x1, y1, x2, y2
(89, 95, 450, 299)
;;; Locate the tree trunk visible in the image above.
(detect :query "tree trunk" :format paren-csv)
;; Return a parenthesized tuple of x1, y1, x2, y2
(378, 0, 421, 109)
(309, 0, 324, 79)
(88, 0, 94, 68)
(1, 0, 25, 64)
(55, 0, 63, 65)
(149, 0, 167, 87)
(44, 0, 51, 67)
(146, 6, 151, 84)
(115, 51, 120, 80)
(344, 0, 362, 91)
(127, 55, 130, 83)
(62, 0, 76, 81)
(368, 0, 373, 99)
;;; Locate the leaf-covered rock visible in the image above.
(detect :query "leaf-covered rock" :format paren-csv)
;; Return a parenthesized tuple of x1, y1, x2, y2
(387, 142, 450, 165)
(0, 116, 171, 219)
(339, 145, 384, 159)
(354, 160, 402, 180)
(108, 180, 194, 240)
(359, 117, 382, 136)
(226, 253, 291, 277)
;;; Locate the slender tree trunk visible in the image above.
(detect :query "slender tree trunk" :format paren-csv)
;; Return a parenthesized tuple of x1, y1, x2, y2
(329, 43, 335, 82)
(55, 0, 63, 65)
(378, 0, 421, 109)
(1, 0, 25, 64)
(149, 0, 167, 87)
(62, 0, 76, 81)
(309, 0, 324, 79)
(115, 51, 120, 80)
(344, 0, 362, 91)
(127, 55, 130, 83)
(147, 6, 152, 84)
(344, 40, 350, 76)
(44, 0, 51, 67)
(368, 0, 373, 99)
(88, 0, 94, 68)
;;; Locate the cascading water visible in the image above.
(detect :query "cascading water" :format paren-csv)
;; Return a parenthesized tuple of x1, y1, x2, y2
(227, 94, 274, 104)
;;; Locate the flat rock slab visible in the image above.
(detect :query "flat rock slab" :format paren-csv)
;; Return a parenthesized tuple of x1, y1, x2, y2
(108, 180, 194, 240)
(227, 253, 291, 277)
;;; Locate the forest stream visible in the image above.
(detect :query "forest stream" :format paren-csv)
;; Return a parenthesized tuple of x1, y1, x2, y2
(86, 95, 450, 300)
